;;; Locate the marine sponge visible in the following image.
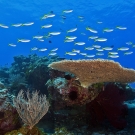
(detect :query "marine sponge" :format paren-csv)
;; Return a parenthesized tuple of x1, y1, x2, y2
(48, 59, 135, 88)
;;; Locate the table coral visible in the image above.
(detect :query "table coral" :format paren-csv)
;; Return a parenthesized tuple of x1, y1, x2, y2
(48, 59, 135, 88)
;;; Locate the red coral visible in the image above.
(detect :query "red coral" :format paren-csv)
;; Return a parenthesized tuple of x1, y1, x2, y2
(0, 106, 21, 135)
(86, 83, 128, 129)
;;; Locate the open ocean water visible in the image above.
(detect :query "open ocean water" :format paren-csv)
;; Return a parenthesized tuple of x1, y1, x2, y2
(1, 0, 135, 134)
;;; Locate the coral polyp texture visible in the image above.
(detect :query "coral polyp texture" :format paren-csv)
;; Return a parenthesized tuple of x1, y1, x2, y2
(48, 59, 135, 88)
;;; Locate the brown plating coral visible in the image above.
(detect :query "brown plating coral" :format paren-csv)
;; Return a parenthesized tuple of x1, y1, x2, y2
(48, 59, 135, 88)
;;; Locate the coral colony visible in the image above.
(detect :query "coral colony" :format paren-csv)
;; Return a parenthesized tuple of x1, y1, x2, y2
(1, 55, 135, 134)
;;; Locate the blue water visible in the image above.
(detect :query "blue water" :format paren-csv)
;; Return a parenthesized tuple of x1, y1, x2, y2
(0, 0, 135, 87)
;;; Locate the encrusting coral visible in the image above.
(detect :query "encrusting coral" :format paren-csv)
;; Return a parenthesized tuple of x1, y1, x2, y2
(48, 59, 135, 88)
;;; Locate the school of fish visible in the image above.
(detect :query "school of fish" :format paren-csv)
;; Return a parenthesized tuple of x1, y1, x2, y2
(0, 9, 134, 59)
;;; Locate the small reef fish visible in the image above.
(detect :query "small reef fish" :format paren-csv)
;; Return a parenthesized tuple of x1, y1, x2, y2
(85, 55, 95, 58)
(81, 33, 86, 35)
(92, 45, 101, 48)
(79, 53, 87, 56)
(48, 32, 61, 36)
(103, 28, 114, 32)
(41, 24, 52, 28)
(75, 42, 85, 45)
(18, 39, 30, 42)
(33, 36, 44, 39)
(8, 43, 16, 47)
(67, 28, 77, 33)
(51, 48, 58, 52)
(31, 47, 38, 51)
(38, 48, 47, 52)
(44, 34, 52, 39)
(41, 16, 47, 19)
(85, 47, 94, 50)
(103, 47, 113, 51)
(64, 39, 74, 42)
(0, 24, 9, 28)
(38, 39, 44, 42)
(96, 49, 104, 51)
(42, 14, 56, 19)
(86, 27, 98, 33)
(96, 52, 104, 56)
(78, 16, 84, 21)
(108, 52, 118, 55)
(126, 42, 132, 45)
(116, 26, 127, 30)
(61, 15, 66, 19)
(88, 36, 98, 40)
(63, 10, 73, 13)
(46, 14, 55, 18)
(95, 38, 107, 42)
(72, 49, 80, 53)
(118, 47, 129, 51)
(12, 23, 22, 27)
(49, 52, 57, 56)
(108, 55, 119, 58)
(66, 36, 77, 40)
(78, 16, 84, 19)
(22, 22, 34, 26)
(65, 52, 77, 55)
(124, 52, 133, 55)
(97, 21, 103, 24)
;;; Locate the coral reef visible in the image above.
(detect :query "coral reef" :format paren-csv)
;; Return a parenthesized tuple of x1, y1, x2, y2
(11, 54, 64, 93)
(48, 59, 135, 88)
(10, 54, 50, 92)
(46, 69, 130, 130)
(0, 54, 65, 94)
(0, 82, 21, 135)
(0, 105, 21, 135)
(0, 67, 9, 79)
(47, 76, 103, 106)
(8, 73, 27, 92)
(86, 83, 128, 129)
(1, 55, 135, 134)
